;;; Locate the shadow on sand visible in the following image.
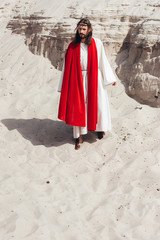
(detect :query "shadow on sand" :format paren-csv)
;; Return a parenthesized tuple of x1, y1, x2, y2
(1, 118, 98, 147)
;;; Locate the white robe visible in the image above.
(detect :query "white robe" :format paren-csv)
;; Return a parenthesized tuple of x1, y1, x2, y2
(57, 37, 117, 138)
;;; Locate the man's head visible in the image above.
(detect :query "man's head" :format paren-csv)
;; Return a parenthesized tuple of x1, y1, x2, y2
(74, 18, 93, 45)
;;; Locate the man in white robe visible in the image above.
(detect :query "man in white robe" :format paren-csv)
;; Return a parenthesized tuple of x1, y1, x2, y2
(58, 18, 117, 149)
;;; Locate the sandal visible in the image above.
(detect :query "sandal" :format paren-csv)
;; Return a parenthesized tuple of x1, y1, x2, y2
(97, 131, 105, 139)
(75, 135, 83, 150)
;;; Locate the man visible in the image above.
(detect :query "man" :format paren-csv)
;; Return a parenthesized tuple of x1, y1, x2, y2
(58, 18, 117, 150)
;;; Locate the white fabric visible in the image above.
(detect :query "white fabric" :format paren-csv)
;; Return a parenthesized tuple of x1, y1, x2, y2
(57, 37, 117, 139)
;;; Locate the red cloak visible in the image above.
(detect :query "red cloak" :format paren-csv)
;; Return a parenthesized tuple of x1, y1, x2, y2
(58, 37, 98, 131)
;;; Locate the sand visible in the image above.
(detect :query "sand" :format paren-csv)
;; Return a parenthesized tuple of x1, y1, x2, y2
(1, 1, 160, 239)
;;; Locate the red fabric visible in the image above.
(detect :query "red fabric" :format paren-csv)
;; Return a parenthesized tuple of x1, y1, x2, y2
(58, 38, 98, 131)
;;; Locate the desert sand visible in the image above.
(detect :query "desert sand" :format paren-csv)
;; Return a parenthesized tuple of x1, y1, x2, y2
(1, 0, 160, 239)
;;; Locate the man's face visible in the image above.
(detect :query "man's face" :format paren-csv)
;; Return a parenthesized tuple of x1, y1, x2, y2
(77, 24, 88, 39)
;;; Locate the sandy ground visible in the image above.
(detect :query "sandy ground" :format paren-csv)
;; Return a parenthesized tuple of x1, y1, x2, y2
(1, 12, 160, 240)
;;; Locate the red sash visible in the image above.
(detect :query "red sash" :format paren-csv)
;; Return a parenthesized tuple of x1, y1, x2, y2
(58, 38, 98, 131)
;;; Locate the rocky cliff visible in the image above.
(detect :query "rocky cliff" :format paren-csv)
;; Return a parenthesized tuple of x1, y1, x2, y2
(116, 19, 160, 107)
(1, 0, 160, 106)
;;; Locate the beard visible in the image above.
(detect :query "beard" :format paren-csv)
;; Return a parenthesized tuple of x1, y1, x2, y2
(79, 33, 87, 39)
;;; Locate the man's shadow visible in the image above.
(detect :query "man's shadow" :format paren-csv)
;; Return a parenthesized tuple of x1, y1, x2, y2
(1, 118, 97, 147)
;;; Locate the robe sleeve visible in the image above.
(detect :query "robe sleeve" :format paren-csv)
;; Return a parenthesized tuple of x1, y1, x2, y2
(100, 42, 117, 86)
(57, 58, 65, 92)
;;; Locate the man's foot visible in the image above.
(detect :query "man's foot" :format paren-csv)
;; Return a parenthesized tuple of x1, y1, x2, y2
(75, 135, 83, 150)
(75, 138, 80, 150)
(79, 135, 83, 144)
(97, 131, 105, 139)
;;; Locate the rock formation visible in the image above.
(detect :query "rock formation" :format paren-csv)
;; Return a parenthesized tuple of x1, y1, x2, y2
(2, 0, 160, 106)
(116, 20, 160, 107)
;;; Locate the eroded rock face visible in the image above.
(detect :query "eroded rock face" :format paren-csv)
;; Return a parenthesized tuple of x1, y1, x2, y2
(6, 3, 137, 70)
(116, 20, 160, 107)
(4, 0, 160, 107)
(7, 16, 73, 69)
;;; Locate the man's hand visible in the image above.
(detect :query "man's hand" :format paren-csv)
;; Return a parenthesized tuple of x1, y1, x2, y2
(112, 82, 116, 86)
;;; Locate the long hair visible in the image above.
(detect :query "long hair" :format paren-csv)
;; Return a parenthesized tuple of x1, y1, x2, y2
(73, 18, 93, 46)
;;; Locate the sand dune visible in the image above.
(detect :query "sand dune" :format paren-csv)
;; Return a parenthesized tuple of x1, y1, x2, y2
(1, 1, 160, 240)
